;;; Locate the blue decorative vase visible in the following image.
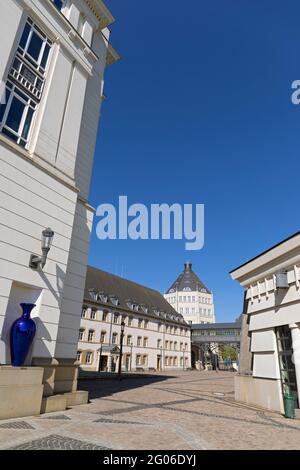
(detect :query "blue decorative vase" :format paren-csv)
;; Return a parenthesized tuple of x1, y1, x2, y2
(10, 303, 36, 367)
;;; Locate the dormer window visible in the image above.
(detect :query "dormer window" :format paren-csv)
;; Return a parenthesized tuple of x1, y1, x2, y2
(126, 299, 133, 310)
(99, 292, 108, 303)
(109, 295, 119, 306)
(89, 289, 98, 301)
(140, 304, 149, 314)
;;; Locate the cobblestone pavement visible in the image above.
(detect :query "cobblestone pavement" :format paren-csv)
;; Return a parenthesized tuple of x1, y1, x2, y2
(1, 371, 300, 450)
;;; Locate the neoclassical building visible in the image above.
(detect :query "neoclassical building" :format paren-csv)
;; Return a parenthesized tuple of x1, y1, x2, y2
(231, 232, 300, 414)
(78, 266, 192, 372)
(0, 0, 118, 419)
(164, 262, 215, 324)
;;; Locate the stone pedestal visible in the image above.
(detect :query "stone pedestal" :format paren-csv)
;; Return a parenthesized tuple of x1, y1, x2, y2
(235, 374, 284, 413)
(0, 366, 43, 420)
(32, 358, 79, 396)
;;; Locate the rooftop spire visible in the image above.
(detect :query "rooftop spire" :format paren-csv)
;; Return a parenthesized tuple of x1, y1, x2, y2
(184, 261, 192, 271)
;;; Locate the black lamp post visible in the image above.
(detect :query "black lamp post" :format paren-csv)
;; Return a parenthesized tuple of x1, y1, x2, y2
(98, 341, 103, 373)
(118, 321, 125, 379)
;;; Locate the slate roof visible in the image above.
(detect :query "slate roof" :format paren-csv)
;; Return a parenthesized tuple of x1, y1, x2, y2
(84, 266, 189, 326)
(165, 262, 211, 294)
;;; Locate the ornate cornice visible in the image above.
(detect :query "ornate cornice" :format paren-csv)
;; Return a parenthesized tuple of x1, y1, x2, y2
(85, 0, 115, 29)
(106, 43, 120, 66)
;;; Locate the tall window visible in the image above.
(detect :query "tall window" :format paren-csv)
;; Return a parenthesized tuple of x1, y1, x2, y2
(76, 351, 82, 362)
(88, 330, 95, 342)
(102, 311, 109, 322)
(78, 329, 85, 341)
(137, 336, 142, 347)
(127, 335, 132, 346)
(138, 319, 143, 328)
(157, 339, 162, 348)
(90, 308, 97, 320)
(136, 355, 141, 366)
(142, 355, 148, 366)
(143, 337, 148, 348)
(0, 19, 52, 147)
(128, 316, 133, 327)
(144, 320, 148, 329)
(113, 314, 119, 324)
(112, 332, 118, 344)
(86, 352, 92, 364)
(81, 306, 88, 318)
(100, 331, 106, 343)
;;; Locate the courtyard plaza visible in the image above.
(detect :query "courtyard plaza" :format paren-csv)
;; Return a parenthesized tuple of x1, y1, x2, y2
(0, 370, 300, 450)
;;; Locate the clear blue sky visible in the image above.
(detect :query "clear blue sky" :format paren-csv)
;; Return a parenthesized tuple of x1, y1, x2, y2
(88, 0, 300, 322)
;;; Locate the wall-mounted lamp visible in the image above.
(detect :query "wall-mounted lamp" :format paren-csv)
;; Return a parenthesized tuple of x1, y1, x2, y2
(29, 228, 54, 270)
(276, 271, 289, 289)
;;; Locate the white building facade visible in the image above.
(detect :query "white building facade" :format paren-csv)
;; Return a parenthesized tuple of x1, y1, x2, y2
(78, 267, 192, 372)
(231, 232, 300, 414)
(164, 262, 215, 325)
(0, 0, 118, 412)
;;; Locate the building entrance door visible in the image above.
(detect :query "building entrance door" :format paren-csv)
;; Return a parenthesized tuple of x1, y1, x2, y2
(100, 355, 108, 372)
(276, 325, 299, 408)
(125, 354, 131, 371)
(157, 355, 161, 371)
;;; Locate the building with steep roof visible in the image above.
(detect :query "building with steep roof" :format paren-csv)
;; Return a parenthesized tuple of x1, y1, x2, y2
(78, 266, 192, 372)
(164, 262, 215, 324)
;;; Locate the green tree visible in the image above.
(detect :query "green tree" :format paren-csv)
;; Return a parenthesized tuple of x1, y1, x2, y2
(219, 345, 237, 361)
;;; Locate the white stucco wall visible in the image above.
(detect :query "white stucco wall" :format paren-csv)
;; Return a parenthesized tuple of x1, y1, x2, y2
(0, 0, 115, 364)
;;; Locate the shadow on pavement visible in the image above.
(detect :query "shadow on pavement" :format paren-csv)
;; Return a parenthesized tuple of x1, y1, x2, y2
(78, 374, 176, 400)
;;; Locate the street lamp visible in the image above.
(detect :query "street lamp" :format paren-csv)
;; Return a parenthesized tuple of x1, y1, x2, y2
(130, 340, 133, 372)
(118, 321, 125, 380)
(98, 340, 103, 373)
(29, 227, 54, 269)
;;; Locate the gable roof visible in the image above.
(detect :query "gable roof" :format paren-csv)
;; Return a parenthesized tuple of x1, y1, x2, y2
(84, 266, 189, 325)
(165, 262, 211, 294)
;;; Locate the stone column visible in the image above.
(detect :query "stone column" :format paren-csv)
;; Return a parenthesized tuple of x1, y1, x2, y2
(289, 323, 300, 405)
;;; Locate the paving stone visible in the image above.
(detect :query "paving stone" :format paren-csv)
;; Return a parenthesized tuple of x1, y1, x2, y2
(42, 414, 71, 421)
(94, 417, 152, 426)
(2, 371, 300, 450)
(0, 421, 35, 430)
(9, 434, 110, 450)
